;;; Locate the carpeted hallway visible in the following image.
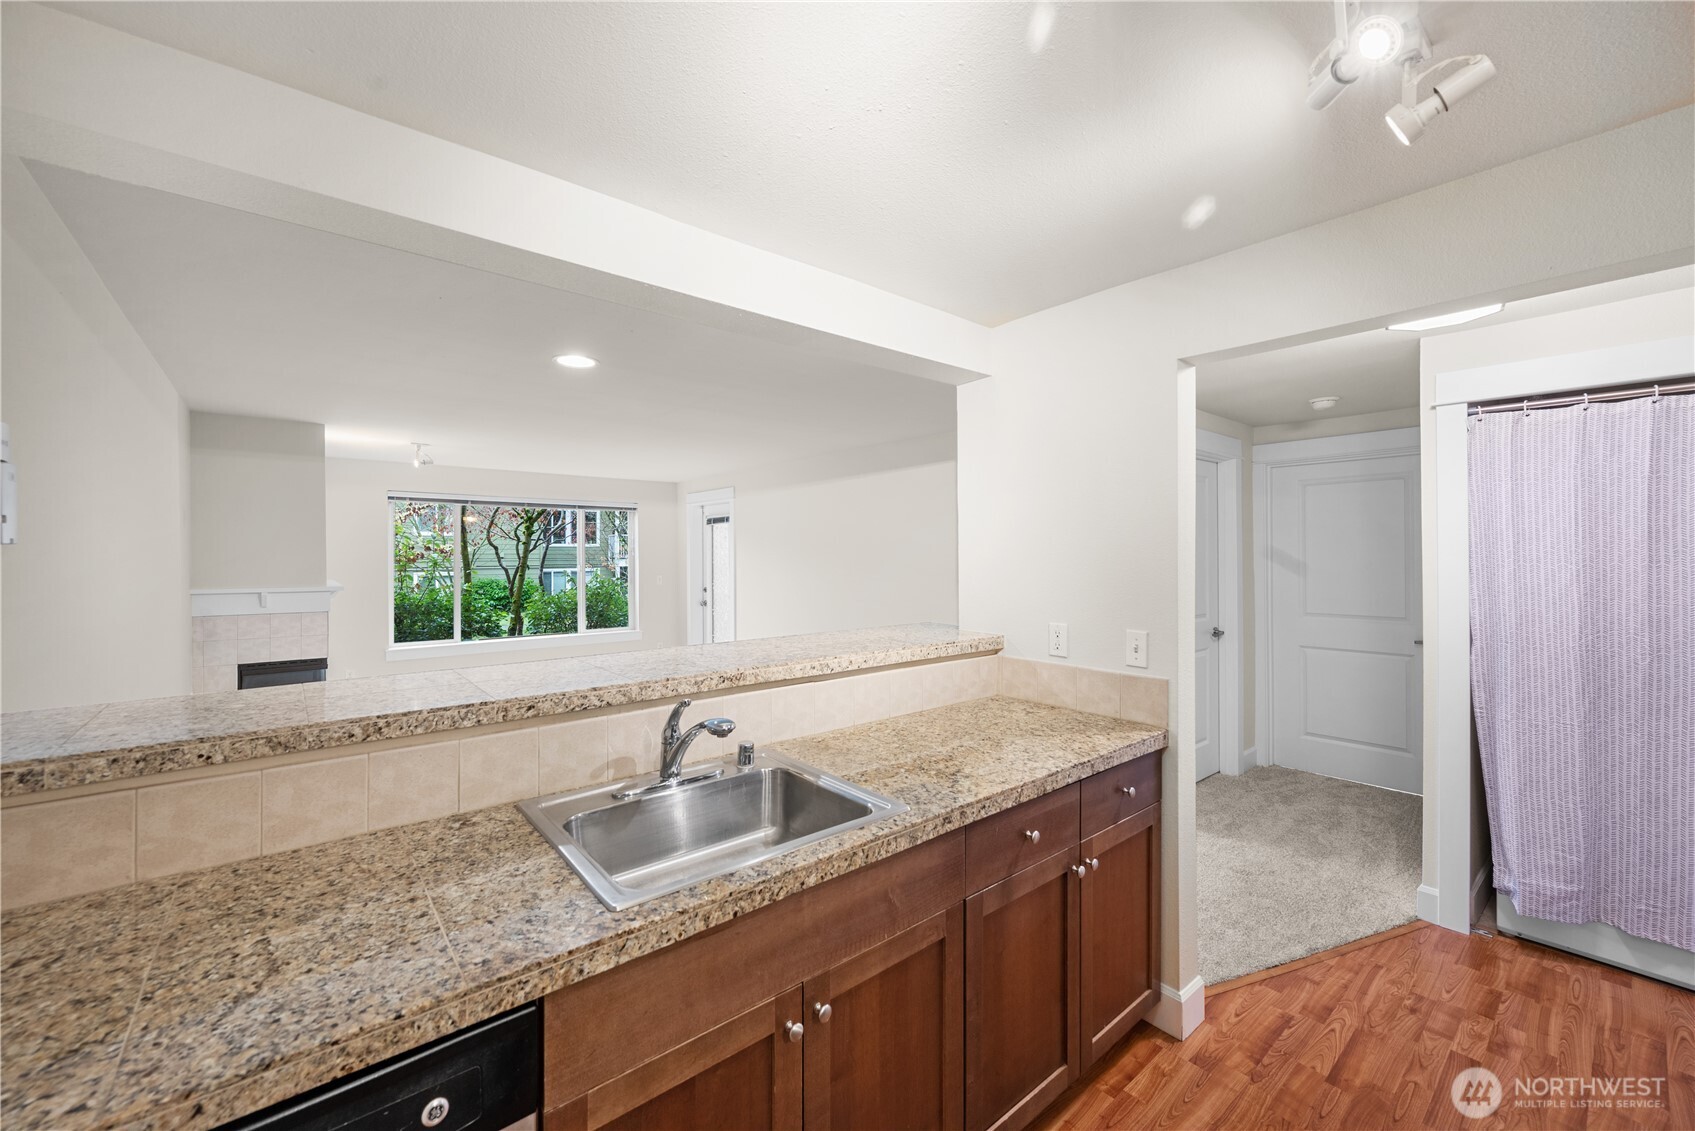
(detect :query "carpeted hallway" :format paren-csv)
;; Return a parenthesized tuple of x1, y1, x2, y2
(1197, 766, 1422, 985)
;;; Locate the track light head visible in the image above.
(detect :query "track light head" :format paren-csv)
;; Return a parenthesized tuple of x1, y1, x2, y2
(411, 443, 434, 468)
(1387, 55, 1497, 145)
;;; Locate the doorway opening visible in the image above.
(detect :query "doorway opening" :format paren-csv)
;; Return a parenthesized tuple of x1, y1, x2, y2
(1191, 325, 1425, 986)
(685, 488, 736, 645)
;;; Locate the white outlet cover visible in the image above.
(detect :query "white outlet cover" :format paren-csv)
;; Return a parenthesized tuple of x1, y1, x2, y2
(1048, 622, 1069, 658)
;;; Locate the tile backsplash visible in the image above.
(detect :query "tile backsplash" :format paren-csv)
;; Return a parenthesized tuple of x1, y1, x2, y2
(192, 613, 329, 693)
(0, 653, 1168, 910)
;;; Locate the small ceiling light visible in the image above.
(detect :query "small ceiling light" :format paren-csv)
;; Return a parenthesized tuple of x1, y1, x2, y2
(1309, 396, 1342, 412)
(1386, 55, 1497, 145)
(1387, 303, 1505, 332)
(411, 443, 434, 468)
(1352, 15, 1404, 64)
(1181, 195, 1217, 231)
(553, 353, 597, 369)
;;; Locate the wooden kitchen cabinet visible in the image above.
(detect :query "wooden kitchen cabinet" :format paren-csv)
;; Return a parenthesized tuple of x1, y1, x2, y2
(543, 988, 805, 1131)
(1078, 803, 1161, 1071)
(802, 906, 965, 1131)
(963, 848, 1082, 1131)
(542, 754, 1163, 1131)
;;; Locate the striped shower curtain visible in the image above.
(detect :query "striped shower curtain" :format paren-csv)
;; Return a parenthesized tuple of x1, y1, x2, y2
(1468, 393, 1695, 951)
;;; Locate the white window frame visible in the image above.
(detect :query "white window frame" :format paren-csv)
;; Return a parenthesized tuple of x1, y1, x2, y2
(387, 493, 639, 659)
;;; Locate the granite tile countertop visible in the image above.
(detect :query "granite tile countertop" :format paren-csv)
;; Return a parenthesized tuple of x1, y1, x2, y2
(0, 624, 1001, 796)
(0, 696, 1164, 1131)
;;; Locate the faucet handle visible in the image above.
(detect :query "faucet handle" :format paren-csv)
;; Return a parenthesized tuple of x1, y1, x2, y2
(664, 699, 693, 742)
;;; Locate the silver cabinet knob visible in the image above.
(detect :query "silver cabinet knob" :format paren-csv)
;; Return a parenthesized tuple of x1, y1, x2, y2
(784, 1020, 804, 1043)
(1120, 785, 1137, 797)
(1087, 857, 1101, 871)
(1072, 864, 1088, 879)
(1024, 828, 1041, 844)
(813, 1001, 832, 1023)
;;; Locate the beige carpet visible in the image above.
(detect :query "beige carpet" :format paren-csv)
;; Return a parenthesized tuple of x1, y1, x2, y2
(1197, 766, 1422, 985)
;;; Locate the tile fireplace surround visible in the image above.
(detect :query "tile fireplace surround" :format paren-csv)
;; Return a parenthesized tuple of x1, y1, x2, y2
(0, 625, 1172, 911)
(192, 613, 329, 693)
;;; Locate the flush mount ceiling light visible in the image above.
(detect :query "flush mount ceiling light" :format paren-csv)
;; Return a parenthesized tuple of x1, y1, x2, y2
(1309, 395, 1342, 412)
(1387, 303, 1505, 332)
(553, 353, 597, 369)
(411, 443, 434, 468)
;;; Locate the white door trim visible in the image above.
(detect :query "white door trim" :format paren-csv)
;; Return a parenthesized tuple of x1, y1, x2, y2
(1252, 426, 1422, 774)
(684, 488, 735, 645)
(1425, 334, 1694, 935)
(1195, 429, 1244, 776)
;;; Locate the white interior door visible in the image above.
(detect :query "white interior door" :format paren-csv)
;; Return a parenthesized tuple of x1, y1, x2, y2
(687, 493, 735, 644)
(704, 510, 734, 642)
(1195, 458, 1221, 781)
(1269, 454, 1421, 793)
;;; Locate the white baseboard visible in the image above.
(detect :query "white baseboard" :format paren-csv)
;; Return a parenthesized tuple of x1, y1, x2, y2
(1148, 975, 1205, 1039)
(1469, 866, 1492, 925)
(1416, 884, 1440, 924)
(1241, 745, 1260, 768)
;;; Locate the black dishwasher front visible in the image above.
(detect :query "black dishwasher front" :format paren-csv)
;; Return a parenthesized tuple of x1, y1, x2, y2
(220, 1003, 539, 1131)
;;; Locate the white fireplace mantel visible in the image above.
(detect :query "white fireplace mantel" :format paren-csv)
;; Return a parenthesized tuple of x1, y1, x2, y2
(190, 584, 343, 618)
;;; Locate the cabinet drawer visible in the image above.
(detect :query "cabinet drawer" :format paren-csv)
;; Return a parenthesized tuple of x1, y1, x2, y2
(1081, 753, 1161, 837)
(966, 784, 1079, 893)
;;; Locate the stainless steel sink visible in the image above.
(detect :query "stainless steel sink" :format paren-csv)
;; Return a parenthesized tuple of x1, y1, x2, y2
(518, 750, 908, 910)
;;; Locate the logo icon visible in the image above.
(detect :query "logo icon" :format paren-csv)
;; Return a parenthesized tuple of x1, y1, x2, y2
(1451, 1067, 1503, 1119)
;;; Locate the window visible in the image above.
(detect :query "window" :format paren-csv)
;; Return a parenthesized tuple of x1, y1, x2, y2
(391, 496, 635, 647)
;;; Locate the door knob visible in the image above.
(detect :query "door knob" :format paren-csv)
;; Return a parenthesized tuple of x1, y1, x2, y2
(784, 1021, 804, 1043)
(813, 1002, 832, 1023)
(1211, 627, 1225, 639)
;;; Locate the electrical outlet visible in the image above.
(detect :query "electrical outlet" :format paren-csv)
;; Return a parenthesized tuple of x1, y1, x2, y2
(1048, 622, 1069, 658)
(1126, 629, 1148, 668)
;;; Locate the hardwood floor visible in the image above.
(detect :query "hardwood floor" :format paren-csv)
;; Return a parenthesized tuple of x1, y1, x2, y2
(1033, 922, 1695, 1130)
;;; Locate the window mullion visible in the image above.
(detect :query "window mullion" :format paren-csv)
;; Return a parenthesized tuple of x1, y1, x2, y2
(576, 508, 588, 634)
(453, 504, 464, 642)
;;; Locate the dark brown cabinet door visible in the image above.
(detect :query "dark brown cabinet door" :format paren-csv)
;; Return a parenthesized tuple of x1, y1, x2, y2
(802, 905, 964, 1131)
(544, 987, 804, 1131)
(964, 850, 1081, 1131)
(1078, 803, 1161, 1071)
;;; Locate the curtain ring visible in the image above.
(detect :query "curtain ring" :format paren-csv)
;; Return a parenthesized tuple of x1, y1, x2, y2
(1582, 392, 1590, 411)
(1521, 399, 1530, 416)
(1654, 384, 1661, 403)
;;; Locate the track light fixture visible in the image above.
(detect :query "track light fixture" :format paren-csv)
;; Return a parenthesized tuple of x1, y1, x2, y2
(1305, 2, 1425, 111)
(1385, 55, 1498, 145)
(1307, 2, 1495, 145)
(411, 443, 434, 468)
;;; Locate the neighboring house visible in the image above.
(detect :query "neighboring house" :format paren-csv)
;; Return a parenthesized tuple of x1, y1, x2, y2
(464, 509, 629, 594)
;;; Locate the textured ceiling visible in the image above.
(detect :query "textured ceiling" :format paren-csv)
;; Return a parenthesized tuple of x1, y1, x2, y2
(30, 164, 955, 482)
(53, 1, 1695, 325)
(1196, 267, 1695, 427)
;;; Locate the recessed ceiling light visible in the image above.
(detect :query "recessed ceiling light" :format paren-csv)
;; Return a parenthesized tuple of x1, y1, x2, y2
(1309, 396, 1342, 412)
(553, 353, 597, 369)
(1387, 303, 1505, 332)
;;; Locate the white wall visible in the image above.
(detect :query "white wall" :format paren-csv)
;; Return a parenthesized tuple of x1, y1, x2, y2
(1416, 282, 1695, 929)
(0, 158, 192, 710)
(960, 109, 1693, 1000)
(190, 411, 326, 589)
(682, 432, 958, 639)
(324, 457, 686, 679)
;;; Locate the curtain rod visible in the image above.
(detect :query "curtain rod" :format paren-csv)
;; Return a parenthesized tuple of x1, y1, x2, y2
(1468, 376, 1695, 416)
